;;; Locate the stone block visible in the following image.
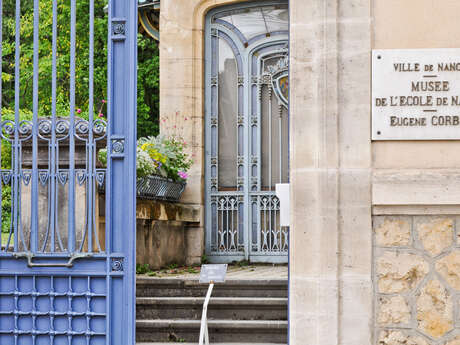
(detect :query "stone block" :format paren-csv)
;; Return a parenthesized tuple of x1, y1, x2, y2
(416, 279, 453, 338)
(136, 220, 185, 270)
(435, 251, 460, 291)
(185, 226, 204, 266)
(416, 217, 453, 257)
(374, 0, 460, 49)
(374, 217, 411, 247)
(374, 215, 460, 344)
(377, 295, 410, 326)
(447, 336, 460, 345)
(373, 170, 460, 206)
(376, 251, 429, 294)
(377, 330, 428, 345)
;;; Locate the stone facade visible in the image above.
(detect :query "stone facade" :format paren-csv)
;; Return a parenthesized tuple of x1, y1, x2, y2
(374, 216, 460, 343)
(159, 0, 460, 343)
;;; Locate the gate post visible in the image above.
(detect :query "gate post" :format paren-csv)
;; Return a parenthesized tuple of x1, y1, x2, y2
(106, 0, 138, 344)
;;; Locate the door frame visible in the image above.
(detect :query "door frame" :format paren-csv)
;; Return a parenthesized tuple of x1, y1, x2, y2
(204, 0, 289, 263)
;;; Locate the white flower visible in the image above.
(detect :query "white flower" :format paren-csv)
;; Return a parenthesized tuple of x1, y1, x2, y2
(136, 147, 156, 177)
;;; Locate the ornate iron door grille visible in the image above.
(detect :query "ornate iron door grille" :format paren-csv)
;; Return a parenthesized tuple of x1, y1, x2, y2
(0, 1, 137, 344)
(205, 1, 289, 263)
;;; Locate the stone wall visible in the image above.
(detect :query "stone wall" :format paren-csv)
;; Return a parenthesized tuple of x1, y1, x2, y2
(372, 1, 460, 344)
(159, 0, 460, 343)
(374, 216, 460, 344)
(135, 199, 202, 268)
(99, 198, 202, 269)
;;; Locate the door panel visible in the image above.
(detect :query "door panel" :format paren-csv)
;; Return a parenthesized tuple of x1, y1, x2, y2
(0, 0, 137, 344)
(205, 1, 289, 263)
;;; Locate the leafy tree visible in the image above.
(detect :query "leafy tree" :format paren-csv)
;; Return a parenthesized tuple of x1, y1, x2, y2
(1, 0, 159, 136)
(137, 33, 159, 137)
(0, 1, 159, 235)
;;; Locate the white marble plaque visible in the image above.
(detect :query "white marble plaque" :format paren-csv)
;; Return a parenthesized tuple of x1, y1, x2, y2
(372, 49, 460, 140)
(199, 264, 227, 283)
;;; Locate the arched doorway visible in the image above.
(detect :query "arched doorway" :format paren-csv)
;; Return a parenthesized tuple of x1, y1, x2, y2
(205, 1, 289, 263)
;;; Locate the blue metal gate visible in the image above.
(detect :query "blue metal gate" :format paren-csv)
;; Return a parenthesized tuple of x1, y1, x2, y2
(0, 0, 137, 344)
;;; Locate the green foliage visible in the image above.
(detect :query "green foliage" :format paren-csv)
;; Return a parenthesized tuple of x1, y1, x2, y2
(136, 263, 151, 275)
(0, 109, 33, 234)
(1, 0, 108, 117)
(167, 263, 178, 270)
(138, 136, 193, 181)
(137, 34, 160, 138)
(1, 186, 11, 233)
(0, 1, 160, 232)
(186, 267, 199, 274)
(1, 0, 159, 137)
(201, 254, 209, 265)
(99, 135, 193, 181)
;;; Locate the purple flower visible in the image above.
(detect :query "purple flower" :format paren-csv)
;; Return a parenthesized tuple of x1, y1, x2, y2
(178, 171, 188, 180)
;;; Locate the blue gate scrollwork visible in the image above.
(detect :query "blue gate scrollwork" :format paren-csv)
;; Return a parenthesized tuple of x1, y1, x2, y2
(0, 0, 137, 344)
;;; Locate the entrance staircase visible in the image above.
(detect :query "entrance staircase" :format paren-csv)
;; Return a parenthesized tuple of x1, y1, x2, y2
(136, 275, 288, 345)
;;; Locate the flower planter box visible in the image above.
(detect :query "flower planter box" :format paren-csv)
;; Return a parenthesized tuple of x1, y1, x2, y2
(136, 175, 186, 203)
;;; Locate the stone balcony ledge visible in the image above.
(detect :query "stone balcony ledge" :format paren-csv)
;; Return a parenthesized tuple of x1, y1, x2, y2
(136, 199, 201, 223)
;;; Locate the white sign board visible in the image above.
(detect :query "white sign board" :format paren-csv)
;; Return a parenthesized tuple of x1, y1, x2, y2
(372, 49, 460, 140)
(199, 264, 227, 283)
(275, 183, 290, 227)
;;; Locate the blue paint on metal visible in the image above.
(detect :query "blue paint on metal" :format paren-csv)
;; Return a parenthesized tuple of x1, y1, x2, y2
(205, 1, 289, 263)
(0, 0, 137, 344)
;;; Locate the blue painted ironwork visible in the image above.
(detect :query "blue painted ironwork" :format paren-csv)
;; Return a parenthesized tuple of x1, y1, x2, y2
(0, 0, 137, 344)
(205, 1, 289, 263)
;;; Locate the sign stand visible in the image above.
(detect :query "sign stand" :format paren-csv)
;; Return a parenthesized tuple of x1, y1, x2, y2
(198, 264, 228, 345)
(199, 281, 214, 345)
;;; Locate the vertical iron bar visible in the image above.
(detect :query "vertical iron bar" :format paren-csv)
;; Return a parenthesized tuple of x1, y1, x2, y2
(215, 202, 218, 253)
(67, 276, 72, 345)
(0, 0, 3, 251)
(30, 0, 39, 253)
(268, 88, 272, 191)
(32, 276, 36, 345)
(269, 198, 272, 251)
(220, 202, 225, 252)
(106, 0, 112, 337)
(263, 201, 267, 251)
(231, 202, 234, 250)
(13, 0, 21, 252)
(87, 0, 95, 253)
(50, 0, 58, 252)
(86, 276, 91, 345)
(226, 200, 229, 252)
(106, 0, 112, 255)
(50, 276, 55, 344)
(68, 0, 76, 253)
(274, 203, 278, 252)
(279, 106, 282, 183)
(14, 276, 18, 345)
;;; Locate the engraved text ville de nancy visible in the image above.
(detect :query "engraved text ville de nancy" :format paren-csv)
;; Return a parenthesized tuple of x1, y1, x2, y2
(372, 49, 460, 140)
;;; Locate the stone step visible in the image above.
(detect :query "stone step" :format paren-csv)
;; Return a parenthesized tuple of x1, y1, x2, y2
(136, 278, 288, 298)
(136, 297, 287, 320)
(136, 319, 288, 343)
